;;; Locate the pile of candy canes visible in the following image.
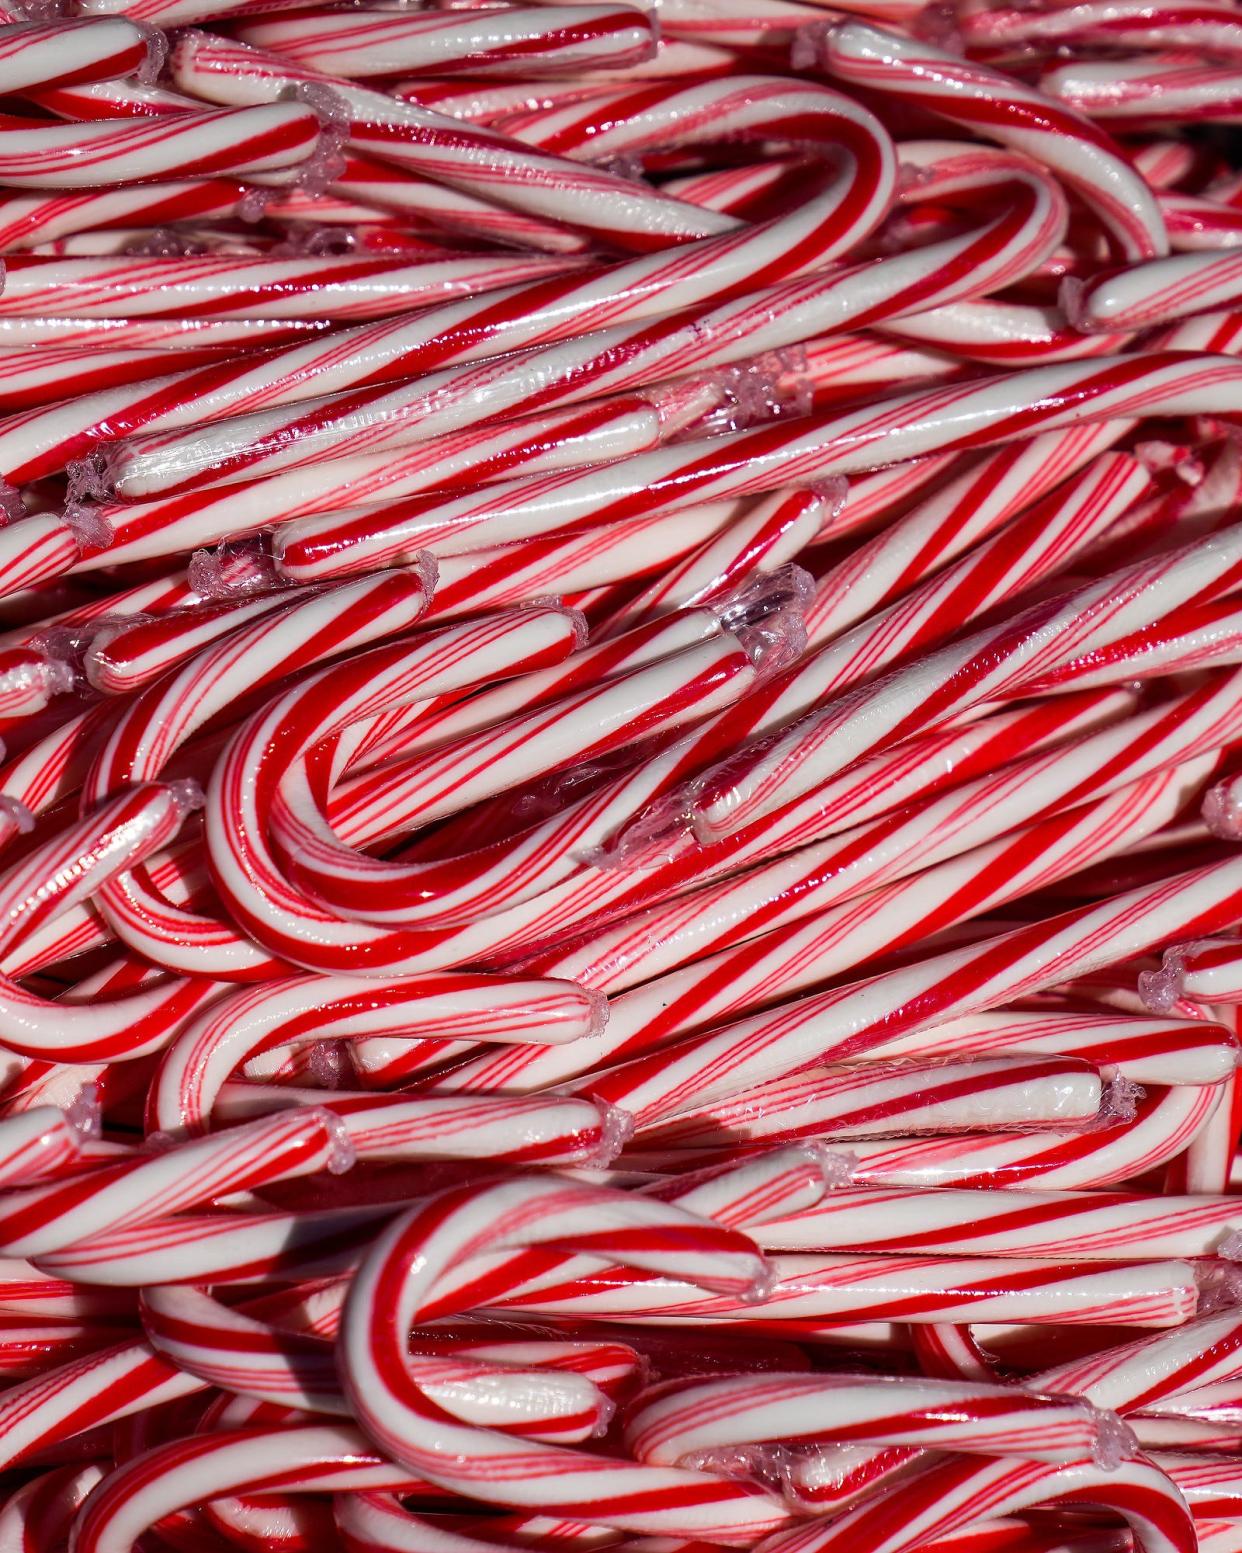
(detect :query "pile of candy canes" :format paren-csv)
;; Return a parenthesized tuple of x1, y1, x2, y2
(6, 0, 1242, 1548)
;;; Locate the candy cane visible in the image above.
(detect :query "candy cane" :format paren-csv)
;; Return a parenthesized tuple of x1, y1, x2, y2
(70, 1425, 439, 1553)
(804, 432, 1136, 644)
(336, 1174, 797, 1539)
(0, 1106, 87, 1188)
(627, 1054, 1106, 1152)
(1068, 253, 1242, 333)
(1043, 56, 1242, 128)
(665, 506, 1242, 847)
(0, 250, 581, 322)
(0, 1107, 356, 1258)
(274, 613, 801, 930)
(238, 8, 659, 80)
(0, 179, 257, 251)
(0, 103, 324, 189)
(0, 19, 154, 95)
(842, 1083, 1228, 1191)
(0, 783, 219, 1061)
(758, 1452, 1194, 1553)
(624, 1371, 1128, 1466)
(82, 567, 448, 977)
(574, 854, 1242, 1129)
(821, 21, 1167, 260)
(0, 1463, 103, 1553)
(750, 1181, 1242, 1260)
(72, 400, 664, 566)
(958, 0, 1242, 59)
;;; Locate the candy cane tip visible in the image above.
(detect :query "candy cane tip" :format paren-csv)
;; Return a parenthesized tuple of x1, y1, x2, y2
(1203, 776, 1242, 839)
(65, 455, 111, 510)
(795, 1142, 859, 1190)
(714, 563, 816, 636)
(0, 795, 33, 837)
(1088, 1406, 1138, 1472)
(1096, 1073, 1144, 1126)
(0, 480, 23, 527)
(1138, 956, 1186, 1016)
(584, 1098, 635, 1167)
(738, 1254, 778, 1306)
(61, 499, 113, 555)
(64, 1083, 102, 1142)
(521, 595, 589, 649)
(409, 548, 440, 604)
(1194, 1257, 1242, 1313)
(310, 1107, 357, 1175)
(162, 777, 204, 821)
(133, 22, 169, 87)
(188, 537, 281, 600)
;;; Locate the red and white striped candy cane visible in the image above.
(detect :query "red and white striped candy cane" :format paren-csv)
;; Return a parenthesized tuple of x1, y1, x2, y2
(627, 1054, 1105, 1153)
(0, 179, 257, 250)
(1068, 252, 1242, 333)
(844, 1083, 1227, 1191)
(0, 342, 235, 411)
(573, 854, 1242, 1129)
(750, 1180, 1242, 1260)
(83, 588, 299, 695)
(1043, 56, 1242, 128)
(0, 508, 108, 602)
(151, 968, 604, 1134)
(958, 0, 1242, 58)
(426, 494, 815, 626)
(238, 7, 659, 79)
(844, 1004, 1239, 1089)
(272, 610, 799, 931)
(756, 1450, 1195, 1553)
(0, 19, 155, 95)
(480, 1242, 1201, 1329)
(0, 1107, 356, 1259)
(675, 506, 1242, 846)
(0, 782, 219, 1061)
(70, 1424, 443, 1553)
(74, 400, 664, 566)
(1142, 938, 1242, 1009)
(0, 646, 71, 720)
(103, 603, 586, 975)
(804, 431, 1135, 645)
(338, 1174, 790, 1540)
(0, 250, 581, 323)
(141, 1282, 628, 1436)
(821, 21, 1167, 260)
(0, 103, 324, 189)
(0, 1463, 103, 1553)
(82, 566, 444, 977)
(624, 1370, 1128, 1467)
(232, 1079, 617, 1168)
(0, 1106, 87, 1188)
(743, 1300, 1242, 1513)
